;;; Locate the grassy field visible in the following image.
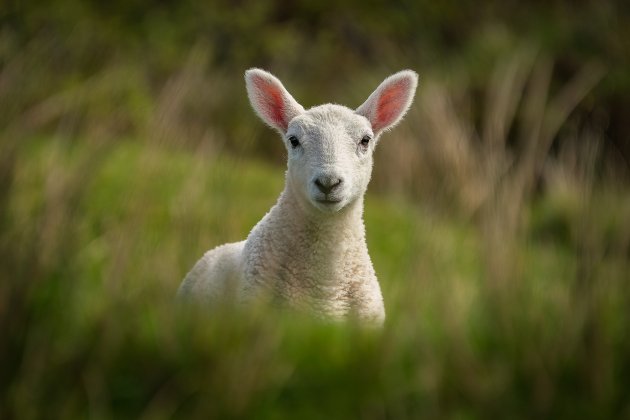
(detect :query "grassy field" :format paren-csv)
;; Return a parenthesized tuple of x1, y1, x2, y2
(2, 3, 630, 415)
(1, 136, 629, 418)
(0, 0, 630, 420)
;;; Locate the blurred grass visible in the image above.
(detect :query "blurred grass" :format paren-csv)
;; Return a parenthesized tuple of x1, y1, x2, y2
(2, 1, 630, 418)
(1, 135, 630, 418)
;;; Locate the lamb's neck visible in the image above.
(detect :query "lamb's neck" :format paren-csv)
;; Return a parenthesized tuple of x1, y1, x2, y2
(274, 187, 367, 251)
(244, 185, 372, 305)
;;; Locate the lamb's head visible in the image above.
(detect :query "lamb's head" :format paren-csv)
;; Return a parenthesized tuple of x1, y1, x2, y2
(245, 68, 418, 214)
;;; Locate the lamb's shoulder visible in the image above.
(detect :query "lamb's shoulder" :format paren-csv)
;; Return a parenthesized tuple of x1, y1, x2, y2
(340, 254, 386, 324)
(177, 241, 245, 302)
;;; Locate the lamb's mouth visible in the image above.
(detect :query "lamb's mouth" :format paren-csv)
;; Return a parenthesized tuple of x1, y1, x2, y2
(316, 198, 342, 204)
(314, 197, 344, 212)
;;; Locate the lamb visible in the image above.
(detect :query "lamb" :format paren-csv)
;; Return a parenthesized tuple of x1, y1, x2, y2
(178, 68, 418, 324)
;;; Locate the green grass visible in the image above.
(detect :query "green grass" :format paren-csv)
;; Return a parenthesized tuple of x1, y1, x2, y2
(2, 138, 630, 419)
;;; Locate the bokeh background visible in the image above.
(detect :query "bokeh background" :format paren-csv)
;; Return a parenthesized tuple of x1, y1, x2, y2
(1, 0, 630, 418)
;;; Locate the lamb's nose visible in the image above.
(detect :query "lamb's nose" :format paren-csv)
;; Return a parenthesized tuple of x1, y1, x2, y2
(314, 176, 342, 194)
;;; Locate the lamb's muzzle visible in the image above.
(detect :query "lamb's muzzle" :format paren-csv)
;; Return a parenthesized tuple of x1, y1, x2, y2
(314, 175, 342, 195)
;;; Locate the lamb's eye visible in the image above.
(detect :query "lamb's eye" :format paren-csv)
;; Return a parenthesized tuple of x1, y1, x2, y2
(288, 135, 300, 149)
(360, 135, 371, 147)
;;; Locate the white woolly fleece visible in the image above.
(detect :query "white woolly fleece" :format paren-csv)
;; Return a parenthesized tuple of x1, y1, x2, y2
(178, 68, 419, 325)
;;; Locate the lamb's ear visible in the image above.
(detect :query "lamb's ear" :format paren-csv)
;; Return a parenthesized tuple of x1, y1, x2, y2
(356, 70, 418, 136)
(245, 68, 304, 134)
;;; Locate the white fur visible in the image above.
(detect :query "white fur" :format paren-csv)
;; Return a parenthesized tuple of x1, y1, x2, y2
(178, 68, 419, 324)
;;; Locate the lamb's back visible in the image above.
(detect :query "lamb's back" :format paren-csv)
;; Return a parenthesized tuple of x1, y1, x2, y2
(177, 241, 245, 302)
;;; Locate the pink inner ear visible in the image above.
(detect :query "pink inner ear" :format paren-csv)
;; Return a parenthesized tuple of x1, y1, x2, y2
(253, 76, 287, 131)
(374, 79, 410, 132)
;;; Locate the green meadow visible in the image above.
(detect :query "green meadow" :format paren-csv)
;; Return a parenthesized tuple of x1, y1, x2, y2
(2, 137, 629, 418)
(2, 0, 630, 418)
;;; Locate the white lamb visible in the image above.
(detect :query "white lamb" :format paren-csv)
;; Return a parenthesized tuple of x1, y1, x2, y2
(178, 68, 418, 324)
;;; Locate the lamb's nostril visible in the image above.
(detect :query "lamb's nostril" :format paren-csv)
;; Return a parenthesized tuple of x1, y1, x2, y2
(314, 176, 342, 194)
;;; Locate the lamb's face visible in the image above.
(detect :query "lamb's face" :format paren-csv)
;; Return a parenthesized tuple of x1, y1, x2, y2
(285, 105, 375, 213)
(245, 68, 418, 214)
